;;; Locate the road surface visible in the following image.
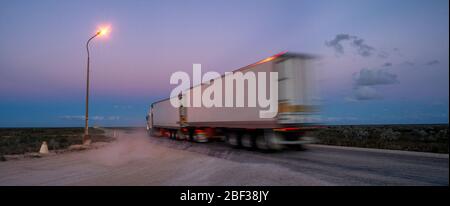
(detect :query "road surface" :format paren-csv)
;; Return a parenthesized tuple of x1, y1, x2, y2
(0, 128, 448, 185)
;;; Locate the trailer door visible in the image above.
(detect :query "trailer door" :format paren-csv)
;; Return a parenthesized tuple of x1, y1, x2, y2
(275, 57, 318, 124)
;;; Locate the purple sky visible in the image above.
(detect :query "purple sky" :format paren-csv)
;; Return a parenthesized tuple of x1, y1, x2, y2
(0, 0, 448, 127)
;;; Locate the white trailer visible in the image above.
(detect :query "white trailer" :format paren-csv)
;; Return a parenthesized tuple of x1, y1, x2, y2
(146, 52, 319, 150)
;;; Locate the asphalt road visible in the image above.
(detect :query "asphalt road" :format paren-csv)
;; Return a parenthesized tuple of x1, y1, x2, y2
(0, 128, 448, 185)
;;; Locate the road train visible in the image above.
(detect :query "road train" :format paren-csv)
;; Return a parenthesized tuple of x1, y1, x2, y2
(146, 52, 320, 150)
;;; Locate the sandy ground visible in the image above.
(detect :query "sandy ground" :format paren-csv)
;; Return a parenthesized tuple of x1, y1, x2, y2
(0, 128, 448, 186)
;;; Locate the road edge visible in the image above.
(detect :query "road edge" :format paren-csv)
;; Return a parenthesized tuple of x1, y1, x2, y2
(308, 144, 449, 159)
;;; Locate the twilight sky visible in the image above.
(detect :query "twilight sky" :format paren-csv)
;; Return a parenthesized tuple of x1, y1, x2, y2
(0, 0, 448, 127)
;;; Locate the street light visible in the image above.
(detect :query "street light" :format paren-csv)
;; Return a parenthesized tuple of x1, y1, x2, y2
(83, 26, 110, 145)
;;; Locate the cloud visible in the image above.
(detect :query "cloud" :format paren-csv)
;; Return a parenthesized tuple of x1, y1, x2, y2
(60, 115, 120, 121)
(353, 86, 381, 100)
(107, 116, 120, 120)
(351, 38, 375, 57)
(348, 68, 399, 101)
(401, 61, 415, 66)
(382, 62, 392, 67)
(60, 115, 84, 120)
(317, 116, 360, 123)
(91, 116, 105, 121)
(353, 68, 399, 86)
(113, 105, 133, 109)
(425, 60, 440, 66)
(325, 34, 376, 57)
(325, 34, 352, 54)
(344, 97, 359, 102)
(377, 51, 389, 58)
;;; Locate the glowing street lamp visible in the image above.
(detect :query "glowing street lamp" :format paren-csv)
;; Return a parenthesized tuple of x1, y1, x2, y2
(83, 25, 110, 145)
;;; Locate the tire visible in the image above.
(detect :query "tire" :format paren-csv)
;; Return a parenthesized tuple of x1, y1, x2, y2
(189, 131, 194, 142)
(266, 131, 283, 150)
(173, 130, 181, 140)
(226, 132, 240, 147)
(256, 131, 283, 151)
(177, 130, 187, 140)
(241, 133, 254, 148)
(255, 135, 269, 150)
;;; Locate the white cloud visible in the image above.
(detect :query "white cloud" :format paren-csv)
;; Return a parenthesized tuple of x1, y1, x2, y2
(60, 115, 120, 121)
(318, 116, 360, 123)
(113, 105, 133, 109)
(353, 86, 381, 100)
(354, 68, 398, 86)
(91, 116, 105, 121)
(107, 116, 120, 120)
(60, 115, 84, 120)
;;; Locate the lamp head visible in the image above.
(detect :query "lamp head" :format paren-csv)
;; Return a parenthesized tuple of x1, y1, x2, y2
(96, 25, 111, 37)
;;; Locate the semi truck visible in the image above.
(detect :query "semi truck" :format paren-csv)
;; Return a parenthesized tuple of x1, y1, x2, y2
(146, 52, 319, 150)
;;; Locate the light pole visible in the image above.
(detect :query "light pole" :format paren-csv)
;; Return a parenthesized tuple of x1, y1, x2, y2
(83, 27, 110, 145)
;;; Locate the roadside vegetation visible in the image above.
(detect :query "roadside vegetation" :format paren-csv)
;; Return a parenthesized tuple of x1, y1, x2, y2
(0, 128, 114, 160)
(309, 124, 449, 153)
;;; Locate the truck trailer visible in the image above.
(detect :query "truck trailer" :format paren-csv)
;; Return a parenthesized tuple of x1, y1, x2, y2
(146, 52, 319, 150)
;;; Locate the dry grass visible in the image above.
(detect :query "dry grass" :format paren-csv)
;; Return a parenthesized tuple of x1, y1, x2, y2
(309, 124, 449, 153)
(0, 127, 114, 159)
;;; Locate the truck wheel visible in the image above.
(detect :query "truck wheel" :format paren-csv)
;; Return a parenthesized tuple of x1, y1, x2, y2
(171, 131, 177, 140)
(256, 135, 269, 150)
(265, 131, 283, 150)
(256, 131, 283, 151)
(226, 132, 240, 147)
(173, 131, 181, 140)
(177, 130, 186, 140)
(188, 130, 194, 142)
(241, 134, 254, 148)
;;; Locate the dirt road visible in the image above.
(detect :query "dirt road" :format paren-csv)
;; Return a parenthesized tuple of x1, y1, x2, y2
(0, 129, 447, 185)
